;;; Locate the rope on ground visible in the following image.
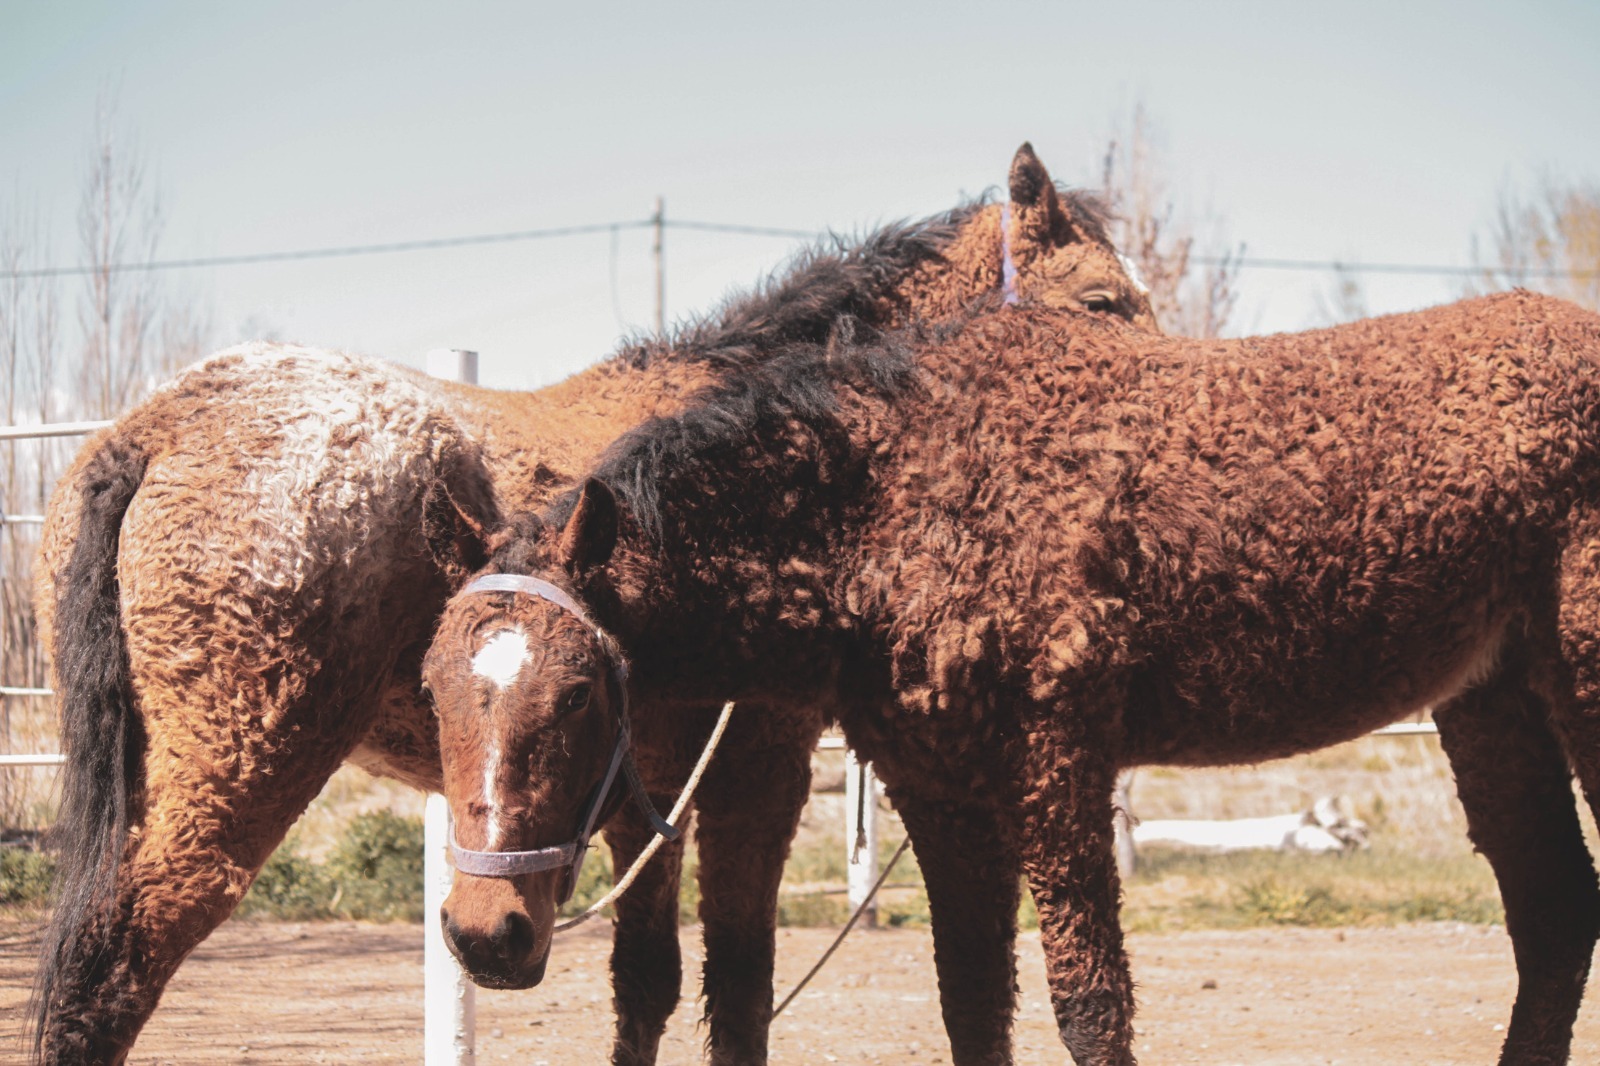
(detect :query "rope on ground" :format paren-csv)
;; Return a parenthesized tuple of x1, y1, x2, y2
(555, 700, 737, 932)
(773, 835, 914, 1018)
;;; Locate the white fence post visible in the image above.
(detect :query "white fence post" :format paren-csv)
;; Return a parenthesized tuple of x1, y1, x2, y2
(424, 350, 477, 1066)
(426, 348, 479, 385)
(425, 794, 475, 1066)
(844, 748, 879, 928)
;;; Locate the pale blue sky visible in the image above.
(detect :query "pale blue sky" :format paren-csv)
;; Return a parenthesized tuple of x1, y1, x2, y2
(4, 1, 1598, 388)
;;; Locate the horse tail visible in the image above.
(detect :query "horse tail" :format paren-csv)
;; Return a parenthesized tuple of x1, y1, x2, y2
(29, 436, 148, 1057)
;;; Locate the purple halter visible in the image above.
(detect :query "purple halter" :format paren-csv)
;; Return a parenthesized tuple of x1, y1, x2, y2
(445, 573, 678, 904)
(999, 201, 1020, 306)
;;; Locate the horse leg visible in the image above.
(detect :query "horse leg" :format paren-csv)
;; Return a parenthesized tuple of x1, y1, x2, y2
(1009, 710, 1134, 1066)
(692, 704, 822, 1066)
(1434, 659, 1599, 1066)
(38, 695, 372, 1065)
(881, 781, 1022, 1066)
(605, 801, 687, 1066)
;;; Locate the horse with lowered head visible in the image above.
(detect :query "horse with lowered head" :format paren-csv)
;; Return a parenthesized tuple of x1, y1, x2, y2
(30, 145, 1151, 1066)
(422, 290, 1600, 1065)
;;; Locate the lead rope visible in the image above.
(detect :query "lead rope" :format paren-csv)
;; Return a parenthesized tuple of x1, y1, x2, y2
(548, 693, 911, 1012)
(773, 835, 913, 1018)
(554, 699, 737, 933)
(850, 761, 868, 862)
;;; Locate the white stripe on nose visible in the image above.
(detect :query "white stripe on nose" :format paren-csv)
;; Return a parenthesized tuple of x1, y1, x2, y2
(482, 740, 503, 848)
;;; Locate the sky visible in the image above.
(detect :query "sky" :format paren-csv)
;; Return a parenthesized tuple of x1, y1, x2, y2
(3, 1, 1598, 390)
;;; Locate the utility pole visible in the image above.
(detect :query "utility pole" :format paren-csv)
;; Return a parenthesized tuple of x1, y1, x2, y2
(652, 196, 665, 335)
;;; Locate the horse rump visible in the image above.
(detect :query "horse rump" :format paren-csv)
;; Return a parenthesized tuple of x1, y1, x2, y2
(29, 435, 147, 1057)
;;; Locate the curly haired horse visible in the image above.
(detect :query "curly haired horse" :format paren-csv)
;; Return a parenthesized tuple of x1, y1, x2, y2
(29, 146, 1152, 1065)
(422, 290, 1600, 1065)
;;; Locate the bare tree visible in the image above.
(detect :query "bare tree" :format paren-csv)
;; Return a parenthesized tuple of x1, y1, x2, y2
(0, 213, 64, 825)
(0, 98, 210, 827)
(76, 96, 207, 418)
(1470, 175, 1600, 312)
(1312, 263, 1371, 326)
(1099, 104, 1243, 338)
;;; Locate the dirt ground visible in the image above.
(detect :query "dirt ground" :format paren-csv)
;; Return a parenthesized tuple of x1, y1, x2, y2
(5, 918, 1599, 1065)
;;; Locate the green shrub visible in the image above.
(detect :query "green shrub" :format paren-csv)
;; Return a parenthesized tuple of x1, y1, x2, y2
(0, 846, 55, 907)
(880, 889, 931, 928)
(324, 811, 425, 922)
(678, 847, 701, 925)
(241, 813, 423, 922)
(777, 892, 849, 927)
(239, 842, 335, 920)
(1238, 878, 1353, 926)
(558, 844, 616, 919)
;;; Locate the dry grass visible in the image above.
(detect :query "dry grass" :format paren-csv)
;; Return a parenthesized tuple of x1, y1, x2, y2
(7, 724, 1590, 932)
(0, 690, 60, 832)
(782, 730, 1598, 931)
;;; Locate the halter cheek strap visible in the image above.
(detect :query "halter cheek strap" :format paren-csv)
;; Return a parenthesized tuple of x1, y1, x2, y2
(444, 572, 678, 903)
(999, 201, 1020, 306)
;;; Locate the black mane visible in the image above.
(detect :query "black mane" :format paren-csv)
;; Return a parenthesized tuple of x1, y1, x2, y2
(524, 183, 1117, 550)
(552, 331, 921, 544)
(1057, 185, 1115, 248)
(615, 201, 984, 373)
(613, 184, 1114, 376)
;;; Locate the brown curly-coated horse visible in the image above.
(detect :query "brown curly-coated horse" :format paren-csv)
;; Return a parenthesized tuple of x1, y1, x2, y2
(422, 290, 1600, 1066)
(29, 145, 1152, 1065)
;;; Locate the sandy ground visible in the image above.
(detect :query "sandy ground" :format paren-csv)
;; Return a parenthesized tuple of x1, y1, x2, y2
(4, 918, 1598, 1065)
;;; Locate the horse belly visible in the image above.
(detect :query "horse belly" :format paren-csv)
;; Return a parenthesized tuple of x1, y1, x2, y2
(1122, 614, 1511, 768)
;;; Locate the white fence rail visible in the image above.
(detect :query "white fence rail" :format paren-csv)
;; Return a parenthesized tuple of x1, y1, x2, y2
(0, 418, 110, 772)
(0, 420, 113, 441)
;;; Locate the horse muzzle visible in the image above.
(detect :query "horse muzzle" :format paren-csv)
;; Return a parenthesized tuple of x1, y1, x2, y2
(440, 883, 555, 989)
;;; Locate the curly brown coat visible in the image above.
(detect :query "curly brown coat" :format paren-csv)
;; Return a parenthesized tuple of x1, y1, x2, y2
(423, 290, 1600, 1066)
(29, 146, 1146, 1065)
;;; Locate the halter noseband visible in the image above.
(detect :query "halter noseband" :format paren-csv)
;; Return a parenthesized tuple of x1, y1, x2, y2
(445, 573, 679, 904)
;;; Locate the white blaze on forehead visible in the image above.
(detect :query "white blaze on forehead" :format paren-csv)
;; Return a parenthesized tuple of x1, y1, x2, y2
(472, 627, 530, 690)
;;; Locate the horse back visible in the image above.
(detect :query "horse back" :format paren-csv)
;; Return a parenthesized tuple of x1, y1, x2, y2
(850, 292, 1600, 763)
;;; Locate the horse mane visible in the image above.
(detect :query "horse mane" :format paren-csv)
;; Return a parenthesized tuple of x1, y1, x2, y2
(526, 181, 1115, 548)
(547, 330, 922, 544)
(614, 202, 982, 374)
(1056, 185, 1114, 246)
(613, 184, 1111, 376)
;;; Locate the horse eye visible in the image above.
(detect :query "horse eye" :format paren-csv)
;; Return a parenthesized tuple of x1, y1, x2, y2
(564, 684, 593, 713)
(1080, 290, 1117, 313)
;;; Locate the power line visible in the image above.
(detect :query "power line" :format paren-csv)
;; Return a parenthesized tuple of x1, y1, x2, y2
(663, 219, 819, 240)
(1, 220, 657, 279)
(1196, 255, 1597, 279)
(2, 216, 1596, 280)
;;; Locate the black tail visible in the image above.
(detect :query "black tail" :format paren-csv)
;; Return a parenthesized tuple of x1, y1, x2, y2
(29, 438, 147, 1060)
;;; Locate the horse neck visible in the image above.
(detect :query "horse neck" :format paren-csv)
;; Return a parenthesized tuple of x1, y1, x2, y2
(892, 205, 1003, 323)
(594, 396, 892, 702)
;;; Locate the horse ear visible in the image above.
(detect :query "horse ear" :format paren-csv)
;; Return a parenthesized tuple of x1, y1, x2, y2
(1008, 142, 1066, 240)
(422, 442, 501, 586)
(424, 481, 496, 586)
(1008, 142, 1051, 207)
(558, 477, 618, 572)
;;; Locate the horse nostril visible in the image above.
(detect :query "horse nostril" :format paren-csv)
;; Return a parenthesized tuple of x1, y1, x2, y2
(495, 911, 535, 960)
